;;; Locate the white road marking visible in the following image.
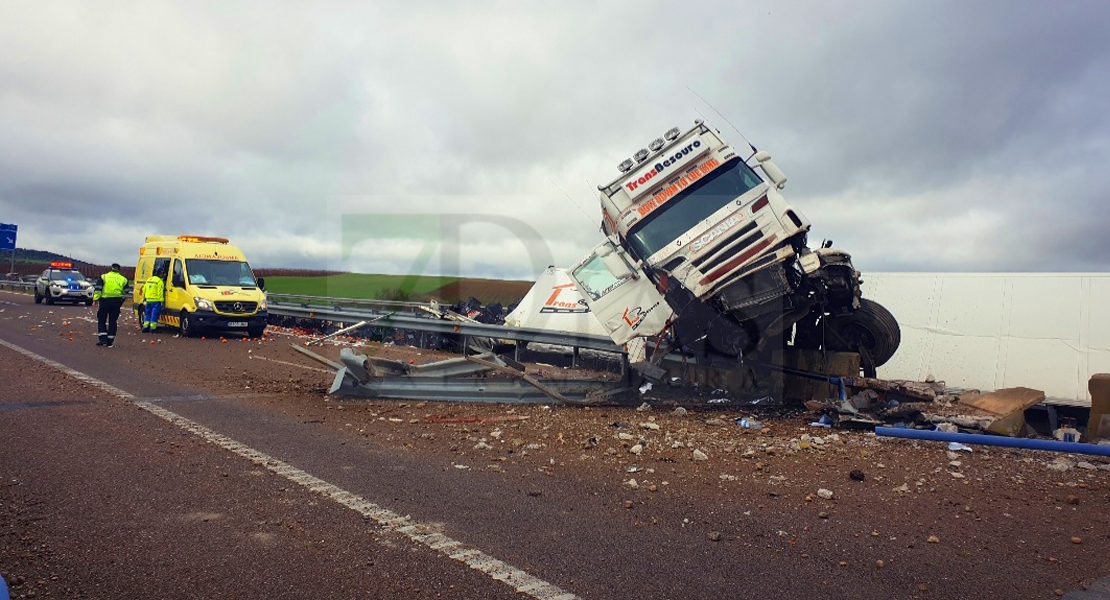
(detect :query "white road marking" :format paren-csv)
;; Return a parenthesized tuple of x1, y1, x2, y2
(0, 337, 583, 600)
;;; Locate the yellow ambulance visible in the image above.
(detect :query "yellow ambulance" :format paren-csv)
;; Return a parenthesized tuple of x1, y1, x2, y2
(134, 235, 268, 337)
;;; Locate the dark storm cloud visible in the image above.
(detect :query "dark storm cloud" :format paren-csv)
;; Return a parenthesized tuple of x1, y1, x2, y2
(0, 0, 1107, 275)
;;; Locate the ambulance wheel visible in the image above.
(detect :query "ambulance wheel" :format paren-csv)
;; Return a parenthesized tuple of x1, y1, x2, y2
(180, 310, 197, 338)
(248, 326, 264, 339)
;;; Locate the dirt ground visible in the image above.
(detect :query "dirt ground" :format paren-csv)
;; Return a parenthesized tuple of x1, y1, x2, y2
(4, 298, 1110, 599)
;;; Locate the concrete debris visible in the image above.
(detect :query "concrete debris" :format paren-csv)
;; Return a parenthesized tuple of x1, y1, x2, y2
(1046, 457, 1075, 472)
(817, 488, 834, 500)
(624, 479, 639, 489)
(639, 421, 660, 431)
(636, 401, 652, 411)
(692, 449, 709, 461)
(629, 443, 644, 455)
(1076, 461, 1098, 470)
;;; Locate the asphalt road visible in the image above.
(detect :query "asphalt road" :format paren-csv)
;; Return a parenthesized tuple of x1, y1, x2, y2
(2, 289, 1109, 600)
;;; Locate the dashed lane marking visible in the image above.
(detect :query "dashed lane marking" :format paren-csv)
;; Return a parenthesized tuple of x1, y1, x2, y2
(0, 337, 583, 600)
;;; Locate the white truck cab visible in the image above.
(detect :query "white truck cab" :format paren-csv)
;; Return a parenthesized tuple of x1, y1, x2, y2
(570, 121, 900, 373)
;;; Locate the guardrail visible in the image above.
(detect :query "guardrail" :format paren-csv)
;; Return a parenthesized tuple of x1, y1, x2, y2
(267, 301, 625, 355)
(0, 281, 33, 293)
(265, 293, 427, 314)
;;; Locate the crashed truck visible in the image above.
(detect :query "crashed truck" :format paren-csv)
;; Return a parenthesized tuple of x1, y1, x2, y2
(566, 120, 901, 377)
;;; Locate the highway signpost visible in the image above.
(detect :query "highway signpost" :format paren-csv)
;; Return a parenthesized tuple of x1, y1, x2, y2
(1, 223, 16, 273)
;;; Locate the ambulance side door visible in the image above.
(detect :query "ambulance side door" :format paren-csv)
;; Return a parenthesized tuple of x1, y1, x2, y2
(165, 258, 189, 316)
(569, 240, 673, 345)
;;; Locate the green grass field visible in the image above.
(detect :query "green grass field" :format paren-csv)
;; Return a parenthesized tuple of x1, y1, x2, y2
(264, 273, 459, 300)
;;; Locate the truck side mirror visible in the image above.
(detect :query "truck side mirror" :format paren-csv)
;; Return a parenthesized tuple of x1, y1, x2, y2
(753, 151, 788, 189)
(257, 277, 266, 291)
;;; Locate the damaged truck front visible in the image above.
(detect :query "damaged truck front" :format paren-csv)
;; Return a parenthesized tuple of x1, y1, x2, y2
(568, 120, 901, 376)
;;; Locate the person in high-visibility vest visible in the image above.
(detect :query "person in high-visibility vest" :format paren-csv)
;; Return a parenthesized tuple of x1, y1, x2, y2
(94, 263, 128, 347)
(142, 268, 166, 333)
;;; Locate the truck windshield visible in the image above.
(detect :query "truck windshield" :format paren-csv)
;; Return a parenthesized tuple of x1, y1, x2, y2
(627, 157, 763, 259)
(185, 260, 257, 286)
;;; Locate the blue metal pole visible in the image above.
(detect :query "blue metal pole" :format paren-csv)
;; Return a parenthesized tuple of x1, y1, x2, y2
(875, 427, 1110, 457)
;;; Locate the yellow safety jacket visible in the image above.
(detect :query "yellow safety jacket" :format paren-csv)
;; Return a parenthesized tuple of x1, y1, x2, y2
(143, 275, 165, 302)
(94, 271, 128, 301)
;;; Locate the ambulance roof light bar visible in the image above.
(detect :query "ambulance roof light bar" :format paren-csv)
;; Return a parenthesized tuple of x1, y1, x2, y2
(178, 235, 230, 244)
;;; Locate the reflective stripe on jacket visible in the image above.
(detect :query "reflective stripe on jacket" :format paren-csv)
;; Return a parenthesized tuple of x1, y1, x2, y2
(94, 271, 128, 300)
(143, 275, 165, 302)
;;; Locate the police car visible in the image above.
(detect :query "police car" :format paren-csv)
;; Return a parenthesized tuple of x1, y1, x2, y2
(34, 262, 94, 306)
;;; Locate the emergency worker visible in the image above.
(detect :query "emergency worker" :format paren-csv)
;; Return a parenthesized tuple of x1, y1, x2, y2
(94, 263, 128, 347)
(142, 268, 166, 332)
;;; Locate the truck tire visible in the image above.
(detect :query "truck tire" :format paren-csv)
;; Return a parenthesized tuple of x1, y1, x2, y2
(822, 298, 901, 369)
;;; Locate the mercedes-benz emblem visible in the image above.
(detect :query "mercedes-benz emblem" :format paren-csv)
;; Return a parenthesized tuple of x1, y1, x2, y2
(233, 302, 243, 312)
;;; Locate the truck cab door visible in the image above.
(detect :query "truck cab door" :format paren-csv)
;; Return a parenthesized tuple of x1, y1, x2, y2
(569, 240, 673, 345)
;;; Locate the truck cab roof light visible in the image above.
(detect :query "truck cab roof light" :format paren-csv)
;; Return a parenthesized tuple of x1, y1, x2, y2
(664, 127, 681, 141)
(633, 149, 649, 163)
(648, 138, 665, 152)
(618, 158, 635, 173)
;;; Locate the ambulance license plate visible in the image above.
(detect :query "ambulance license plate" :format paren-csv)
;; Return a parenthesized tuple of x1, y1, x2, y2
(228, 322, 248, 327)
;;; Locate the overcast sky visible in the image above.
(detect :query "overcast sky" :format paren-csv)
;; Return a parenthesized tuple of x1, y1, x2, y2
(2, 0, 1108, 279)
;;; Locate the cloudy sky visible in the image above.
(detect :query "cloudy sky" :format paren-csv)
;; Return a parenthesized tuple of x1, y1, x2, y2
(1, 0, 1108, 280)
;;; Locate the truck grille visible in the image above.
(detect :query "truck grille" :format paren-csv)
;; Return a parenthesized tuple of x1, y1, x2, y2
(215, 301, 257, 314)
(691, 221, 761, 272)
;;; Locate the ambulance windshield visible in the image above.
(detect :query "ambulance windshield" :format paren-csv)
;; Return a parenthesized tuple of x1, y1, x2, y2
(185, 260, 257, 286)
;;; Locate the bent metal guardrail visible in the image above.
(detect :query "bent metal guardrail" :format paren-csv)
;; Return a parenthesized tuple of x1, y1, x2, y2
(267, 301, 625, 355)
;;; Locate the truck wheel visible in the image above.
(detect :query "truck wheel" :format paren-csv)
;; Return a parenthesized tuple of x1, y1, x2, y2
(180, 310, 196, 338)
(822, 298, 901, 370)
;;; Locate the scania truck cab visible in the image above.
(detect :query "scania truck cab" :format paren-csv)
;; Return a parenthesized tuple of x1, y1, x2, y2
(569, 121, 900, 374)
(135, 235, 268, 338)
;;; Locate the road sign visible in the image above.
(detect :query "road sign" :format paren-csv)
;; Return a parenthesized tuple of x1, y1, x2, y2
(0, 223, 15, 251)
